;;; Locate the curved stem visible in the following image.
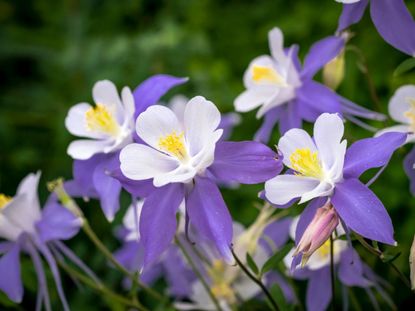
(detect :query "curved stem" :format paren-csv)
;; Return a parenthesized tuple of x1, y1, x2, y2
(231, 248, 280, 311)
(330, 235, 336, 311)
(175, 237, 224, 311)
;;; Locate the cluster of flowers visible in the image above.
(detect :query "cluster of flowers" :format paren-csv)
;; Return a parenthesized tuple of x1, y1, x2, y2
(1, 1, 415, 310)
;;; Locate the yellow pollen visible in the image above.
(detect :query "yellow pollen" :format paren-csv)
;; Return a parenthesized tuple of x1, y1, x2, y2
(404, 97, 415, 132)
(289, 148, 323, 179)
(208, 260, 236, 303)
(0, 194, 12, 209)
(85, 104, 120, 136)
(252, 65, 286, 85)
(158, 131, 188, 160)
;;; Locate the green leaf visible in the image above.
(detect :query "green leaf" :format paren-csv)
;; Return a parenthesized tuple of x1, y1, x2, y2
(261, 243, 293, 275)
(394, 57, 415, 76)
(381, 251, 401, 263)
(246, 252, 259, 275)
(269, 284, 291, 311)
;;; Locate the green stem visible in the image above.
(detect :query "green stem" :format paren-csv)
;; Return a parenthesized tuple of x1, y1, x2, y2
(175, 237, 224, 311)
(330, 235, 336, 311)
(58, 260, 148, 311)
(231, 248, 280, 311)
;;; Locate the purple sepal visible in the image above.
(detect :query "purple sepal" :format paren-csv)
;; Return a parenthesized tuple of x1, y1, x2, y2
(209, 141, 282, 184)
(133, 74, 188, 119)
(338, 248, 370, 287)
(261, 217, 292, 253)
(337, 0, 369, 33)
(332, 178, 395, 245)
(114, 241, 144, 272)
(186, 176, 233, 262)
(370, 0, 415, 56)
(0, 242, 23, 303)
(219, 113, 241, 140)
(36, 202, 82, 243)
(140, 183, 184, 267)
(343, 132, 406, 179)
(301, 36, 345, 80)
(403, 146, 415, 195)
(306, 266, 332, 311)
(279, 100, 302, 135)
(111, 168, 156, 198)
(265, 272, 297, 304)
(254, 106, 282, 143)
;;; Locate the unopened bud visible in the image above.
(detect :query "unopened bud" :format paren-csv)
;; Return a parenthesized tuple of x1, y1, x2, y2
(294, 201, 339, 267)
(47, 178, 84, 219)
(410, 234, 415, 290)
(323, 50, 345, 90)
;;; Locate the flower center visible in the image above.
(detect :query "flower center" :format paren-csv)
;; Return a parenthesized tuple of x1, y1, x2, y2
(0, 193, 12, 209)
(85, 104, 120, 136)
(404, 97, 415, 132)
(252, 65, 286, 86)
(289, 148, 323, 179)
(158, 131, 188, 160)
(316, 239, 331, 259)
(208, 260, 236, 303)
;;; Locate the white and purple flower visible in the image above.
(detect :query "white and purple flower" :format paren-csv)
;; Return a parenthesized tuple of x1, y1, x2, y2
(119, 96, 282, 267)
(264, 113, 406, 246)
(234, 27, 384, 142)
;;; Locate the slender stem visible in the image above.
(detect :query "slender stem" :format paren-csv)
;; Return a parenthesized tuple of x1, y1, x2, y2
(81, 220, 164, 301)
(329, 235, 336, 311)
(231, 248, 280, 311)
(355, 234, 412, 289)
(175, 237, 224, 311)
(58, 260, 148, 311)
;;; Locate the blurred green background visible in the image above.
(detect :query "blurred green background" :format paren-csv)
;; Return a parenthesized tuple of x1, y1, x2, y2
(1, 0, 415, 310)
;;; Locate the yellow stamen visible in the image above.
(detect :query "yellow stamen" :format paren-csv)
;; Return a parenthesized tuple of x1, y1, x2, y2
(252, 65, 286, 85)
(290, 148, 323, 179)
(316, 239, 331, 259)
(208, 260, 236, 303)
(85, 104, 120, 136)
(404, 97, 415, 132)
(0, 194, 12, 209)
(158, 131, 188, 160)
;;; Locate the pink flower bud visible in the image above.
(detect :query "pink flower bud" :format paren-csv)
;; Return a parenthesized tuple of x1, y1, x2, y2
(294, 201, 339, 266)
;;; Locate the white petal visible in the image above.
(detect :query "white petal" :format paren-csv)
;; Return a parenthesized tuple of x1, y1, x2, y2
(168, 94, 188, 123)
(234, 88, 277, 113)
(121, 86, 135, 127)
(268, 27, 285, 62)
(119, 143, 178, 182)
(93, 80, 123, 115)
(256, 86, 295, 118)
(265, 174, 320, 205)
(306, 239, 348, 271)
(234, 273, 261, 300)
(124, 200, 144, 241)
(184, 96, 221, 156)
(243, 55, 281, 88)
(16, 171, 41, 214)
(65, 103, 104, 139)
(67, 139, 111, 160)
(335, 0, 361, 3)
(0, 206, 24, 241)
(191, 130, 223, 172)
(136, 105, 183, 151)
(313, 113, 346, 172)
(153, 165, 197, 187)
(389, 85, 415, 124)
(278, 128, 317, 168)
(299, 181, 333, 204)
(328, 140, 347, 182)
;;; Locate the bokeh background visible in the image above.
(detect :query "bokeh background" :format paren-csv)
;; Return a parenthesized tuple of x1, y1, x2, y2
(1, 0, 415, 310)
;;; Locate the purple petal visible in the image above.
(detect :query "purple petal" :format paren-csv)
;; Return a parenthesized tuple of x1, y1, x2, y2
(114, 241, 144, 272)
(0, 243, 23, 303)
(72, 155, 102, 196)
(338, 248, 370, 287)
(370, 0, 415, 56)
(209, 141, 282, 184)
(110, 168, 157, 198)
(295, 197, 327, 244)
(254, 106, 282, 143)
(219, 112, 241, 140)
(140, 183, 184, 267)
(133, 74, 188, 118)
(186, 176, 233, 262)
(92, 155, 122, 221)
(297, 81, 342, 116)
(332, 178, 395, 245)
(339, 96, 386, 121)
(36, 202, 82, 242)
(279, 101, 303, 135)
(265, 272, 297, 303)
(306, 266, 332, 311)
(261, 217, 292, 253)
(337, 0, 369, 33)
(343, 132, 406, 178)
(301, 36, 345, 80)
(403, 146, 415, 195)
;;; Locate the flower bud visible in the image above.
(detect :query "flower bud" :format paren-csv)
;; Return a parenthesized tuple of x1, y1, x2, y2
(294, 201, 339, 266)
(410, 234, 415, 290)
(323, 50, 345, 91)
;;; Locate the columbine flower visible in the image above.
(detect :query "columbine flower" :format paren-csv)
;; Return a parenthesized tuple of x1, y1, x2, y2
(283, 217, 392, 311)
(234, 27, 384, 142)
(119, 96, 282, 266)
(0, 172, 92, 310)
(65, 75, 187, 221)
(376, 85, 415, 195)
(336, 0, 415, 56)
(265, 113, 406, 245)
